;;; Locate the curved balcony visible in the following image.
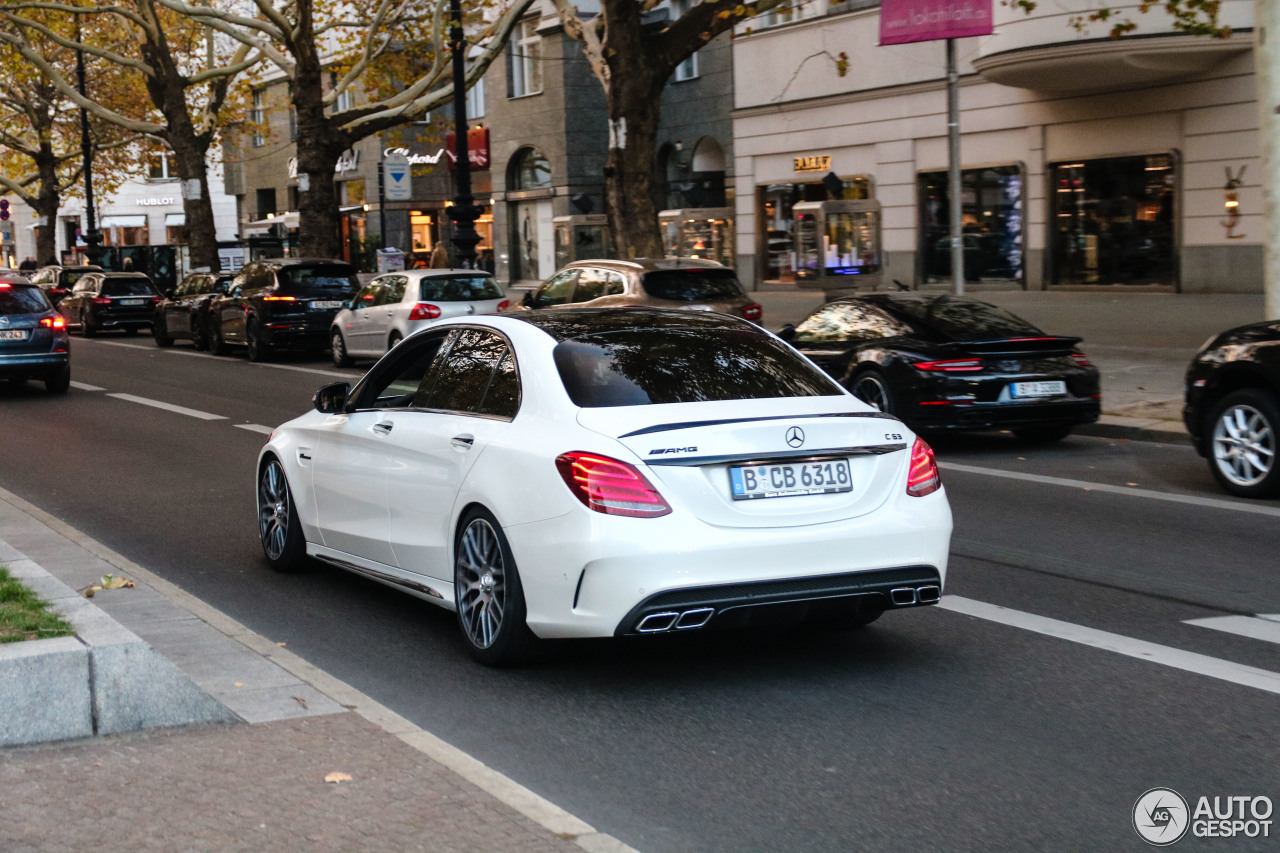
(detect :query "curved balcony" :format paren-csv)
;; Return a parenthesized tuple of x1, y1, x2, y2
(973, 1, 1254, 92)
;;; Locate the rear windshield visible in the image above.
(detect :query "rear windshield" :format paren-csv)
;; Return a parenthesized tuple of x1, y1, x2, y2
(419, 275, 503, 302)
(884, 298, 1042, 340)
(101, 278, 156, 297)
(639, 269, 745, 302)
(276, 265, 360, 298)
(59, 270, 94, 288)
(553, 326, 841, 407)
(0, 285, 50, 315)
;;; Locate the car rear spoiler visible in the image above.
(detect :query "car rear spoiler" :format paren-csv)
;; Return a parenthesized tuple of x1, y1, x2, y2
(947, 336, 1082, 356)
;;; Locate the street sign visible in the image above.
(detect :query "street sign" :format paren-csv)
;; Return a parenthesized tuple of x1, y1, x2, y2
(383, 153, 412, 201)
(879, 0, 993, 45)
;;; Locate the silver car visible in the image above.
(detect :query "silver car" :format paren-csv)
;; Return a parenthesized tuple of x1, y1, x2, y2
(330, 269, 508, 365)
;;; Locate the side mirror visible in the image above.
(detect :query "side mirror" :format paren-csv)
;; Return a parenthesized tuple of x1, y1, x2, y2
(313, 381, 351, 414)
(777, 324, 797, 342)
(521, 290, 534, 308)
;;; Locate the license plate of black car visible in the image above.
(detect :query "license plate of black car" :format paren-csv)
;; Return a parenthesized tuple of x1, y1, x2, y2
(310, 300, 343, 310)
(0, 329, 28, 341)
(121, 299, 145, 306)
(729, 459, 852, 501)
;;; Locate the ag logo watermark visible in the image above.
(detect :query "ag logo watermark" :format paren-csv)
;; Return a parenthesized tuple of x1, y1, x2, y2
(1133, 788, 1274, 845)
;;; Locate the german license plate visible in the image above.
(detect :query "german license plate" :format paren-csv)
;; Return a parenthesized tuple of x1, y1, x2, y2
(309, 300, 343, 310)
(0, 329, 28, 341)
(1011, 380, 1066, 398)
(121, 299, 144, 306)
(729, 458, 852, 501)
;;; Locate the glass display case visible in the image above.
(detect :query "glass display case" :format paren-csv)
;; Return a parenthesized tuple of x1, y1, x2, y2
(553, 215, 614, 267)
(792, 200, 882, 294)
(659, 208, 734, 268)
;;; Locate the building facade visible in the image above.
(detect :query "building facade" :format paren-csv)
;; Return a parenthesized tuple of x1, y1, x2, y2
(731, 0, 1260, 292)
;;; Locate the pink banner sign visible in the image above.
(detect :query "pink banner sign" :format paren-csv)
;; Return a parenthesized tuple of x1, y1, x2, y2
(879, 0, 993, 45)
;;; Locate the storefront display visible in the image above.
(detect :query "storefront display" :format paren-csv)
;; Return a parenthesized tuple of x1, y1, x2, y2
(660, 208, 733, 267)
(792, 200, 883, 294)
(554, 215, 613, 267)
(918, 165, 1023, 285)
(758, 176, 871, 283)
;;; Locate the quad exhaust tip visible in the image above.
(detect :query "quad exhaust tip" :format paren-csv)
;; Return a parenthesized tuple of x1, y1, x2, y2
(636, 612, 680, 633)
(889, 587, 917, 606)
(636, 607, 716, 633)
(675, 608, 715, 630)
(917, 585, 941, 604)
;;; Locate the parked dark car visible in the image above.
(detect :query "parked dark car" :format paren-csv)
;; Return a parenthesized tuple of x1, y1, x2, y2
(27, 264, 103, 306)
(58, 272, 161, 336)
(779, 293, 1101, 441)
(207, 258, 360, 361)
(1184, 321, 1280, 498)
(152, 272, 234, 350)
(0, 272, 71, 393)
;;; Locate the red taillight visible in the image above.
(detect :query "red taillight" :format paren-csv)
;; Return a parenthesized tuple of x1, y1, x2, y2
(496, 300, 510, 312)
(1070, 352, 1092, 368)
(740, 303, 763, 321)
(408, 303, 442, 320)
(150, 295, 163, 304)
(906, 437, 941, 497)
(92, 296, 111, 305)
(39, 316, 66, 329)
(555, 452, 672, 518)
(262, 295, 296, 302)
(913, 358, 983, 373)
(0, 283, 9, 289)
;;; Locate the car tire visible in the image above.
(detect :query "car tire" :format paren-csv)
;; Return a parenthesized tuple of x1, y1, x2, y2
(388, 331, 402, 351)
(208, 318, 229, 356)
(1013, 423, 1074, 443)
(246, 320, 271, 363)
(125, 326, 139, 336)
(44, 364, 71, 394)
(331, 329, 353, 367)
(191, 315, 209, 351)
(152, 317, 174, 347)
(81, 311, 97, 337)
(1207, 388, 1280, 498)
(849, 368, 894, 415)
(453, 507, 539, 667)
(257, 457, 308, 571)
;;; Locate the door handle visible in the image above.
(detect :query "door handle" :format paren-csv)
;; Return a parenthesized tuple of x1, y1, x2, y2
(372, 421, 394, 435)
(451, 435, 475, 449)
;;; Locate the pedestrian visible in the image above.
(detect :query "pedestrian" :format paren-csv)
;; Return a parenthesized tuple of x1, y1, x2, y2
(17, 256, 37, 271)
(429, 241, 449, 269)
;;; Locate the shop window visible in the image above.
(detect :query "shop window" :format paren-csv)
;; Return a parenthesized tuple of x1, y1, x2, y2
(345, 179, 367, 205)
(918, 165, 1023, 284)
(410, 212, 434, 252)
(508, 19, 543, 97)
(1049, 154, 1176, 287)
(756, 175, 872, 283)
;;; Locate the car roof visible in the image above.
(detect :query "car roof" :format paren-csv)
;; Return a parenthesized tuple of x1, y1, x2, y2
(0, 271, 34, 284)
(508, 307, 757, 342)
(254, 257, 353, 268)
(97, 271, 153, 279)
(398, 268, 494, 278)
(45, 265, 103, 272)
(565, 258, 727, 274)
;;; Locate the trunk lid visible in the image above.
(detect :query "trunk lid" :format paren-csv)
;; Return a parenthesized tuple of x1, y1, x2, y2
(577, 397, 910, 528)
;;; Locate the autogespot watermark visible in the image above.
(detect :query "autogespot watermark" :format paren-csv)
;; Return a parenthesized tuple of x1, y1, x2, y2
(1133, 788, 1274, 845)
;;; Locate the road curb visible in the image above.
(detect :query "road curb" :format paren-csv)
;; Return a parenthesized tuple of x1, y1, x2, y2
(1076, 421, 1192, 446)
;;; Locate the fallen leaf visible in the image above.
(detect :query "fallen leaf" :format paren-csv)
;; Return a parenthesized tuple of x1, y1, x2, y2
(325, 772, 353, 784)
(292, 695, 308, 709)
(1126, 482, 1139, 486)
(83, 587, 95, 598)
(276, 642, 287, 647)
(233, 682, 244, 687)
(99, 574, 135, 590)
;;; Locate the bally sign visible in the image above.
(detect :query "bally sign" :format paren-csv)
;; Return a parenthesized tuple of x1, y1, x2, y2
(445, 127, 491, 171)
(879, 0, 993, 45)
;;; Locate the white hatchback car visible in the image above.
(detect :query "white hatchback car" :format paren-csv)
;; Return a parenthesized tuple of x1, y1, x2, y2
(258, 309, 952, 665)
(330, 269, 508, 365)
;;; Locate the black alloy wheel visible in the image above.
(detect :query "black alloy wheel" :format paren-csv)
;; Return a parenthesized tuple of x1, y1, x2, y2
(191, 315, 209, 351)
(1208, 388, 1280, 498)
(331, 329, 353, 367)
(850, 368, 893, 415)
(208, 316, 229, 355)
(1013, 423, 1074, 443)
(453, 507, 538, 666)
(246, 319, 270, 363)
(44, 363, 70, 394)
(257, 458, 307, 571)
(152, 315, 174, 347)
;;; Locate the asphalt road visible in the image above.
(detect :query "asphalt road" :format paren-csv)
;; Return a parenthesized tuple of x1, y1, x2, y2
(2, 333, 1278, 852)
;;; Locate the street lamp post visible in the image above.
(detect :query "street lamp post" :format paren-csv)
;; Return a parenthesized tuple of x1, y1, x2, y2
(447, 0, 481, 268)
(75, 20, 103, 267)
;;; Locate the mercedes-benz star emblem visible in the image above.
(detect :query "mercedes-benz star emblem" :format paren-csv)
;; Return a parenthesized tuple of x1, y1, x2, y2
(785, 426, 805, 448)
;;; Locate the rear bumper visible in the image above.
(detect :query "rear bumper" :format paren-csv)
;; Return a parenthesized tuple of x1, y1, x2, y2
(93, 310, 153, 328)
(911, 398, 1100, 430)
(0, 352, 69, 379)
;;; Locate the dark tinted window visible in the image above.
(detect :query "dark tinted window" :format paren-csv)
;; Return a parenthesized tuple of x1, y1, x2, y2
(793, 303, 909, 344)
(355, 282, 384, 307)
(427, 329, 509, 413)
(383, 276, 408, 303)
(275, 265, 359, 298)
(101, 278, 156, 297)
(359, 335, 447, 410)
(554, 326, 841, 407)
(418, 275, 502, 301)
(533, 271, 577, 307)
(479, 349, 519, 418)
(883, 297, 1042, 340)
(572, 268, 609, 302)
(213, 276, 234, 294)
(0, 285, 50, 314)
(59, 270, 94, 288)
(639, 268, 744, 302)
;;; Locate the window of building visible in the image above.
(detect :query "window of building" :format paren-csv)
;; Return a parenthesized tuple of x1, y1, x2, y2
(256, 188, 277, 220)
(410, 211, 434, 252)
(918, 165, 1023, 285)
(251, 89, 266, 147)
(334, 78, 354, 113)
(344, 179, 367, 206)
(466, 77, 486, 119)
(508, 19, 543, 98)
(672, 0, 699, 81)
(287, 186, 299, 211)
(510, 147, 552, 190)
(147, 149, 174, 181)
(100, 215, 148, 247)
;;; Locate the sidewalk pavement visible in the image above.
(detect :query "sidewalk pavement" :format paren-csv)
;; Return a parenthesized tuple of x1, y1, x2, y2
(754, 288, 1267, 445)
(0, 487, 633, 853)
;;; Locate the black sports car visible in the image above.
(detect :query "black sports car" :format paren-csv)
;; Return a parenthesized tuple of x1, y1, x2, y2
(779, 294, 1101, 441)
(1184, 320, 1280, 498)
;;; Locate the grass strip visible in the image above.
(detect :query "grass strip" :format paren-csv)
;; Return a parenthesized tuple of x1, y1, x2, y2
(0, 566, 74, 644)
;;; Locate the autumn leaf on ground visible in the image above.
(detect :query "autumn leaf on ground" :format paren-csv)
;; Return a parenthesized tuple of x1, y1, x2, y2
(292, 696, 308, 709)
(99, 574, 135, 590)
(325, 772, 353, 784)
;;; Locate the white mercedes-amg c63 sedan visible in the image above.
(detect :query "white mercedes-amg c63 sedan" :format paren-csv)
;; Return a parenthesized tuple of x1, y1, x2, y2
(256, 308, 952, 665)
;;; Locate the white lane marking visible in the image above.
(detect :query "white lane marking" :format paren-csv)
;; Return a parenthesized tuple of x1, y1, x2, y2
(235, 423, 275, 435)
(939, 461, 1280, 519)
(164, 348, 216, 359)
(76, 333, 358, 378)
(106, 393, 227, 421)
(1261, 614, 1280, 623)
(1185, 615, 1280, 646)
(69, 381, 105, 392)
(75, 339, 153, 351)
(250, 361, 358, 379)
(939, 596, 1280, 696)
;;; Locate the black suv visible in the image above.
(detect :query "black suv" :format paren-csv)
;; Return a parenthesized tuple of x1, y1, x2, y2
(1184, 321, 1280, 498)
(28, 264, 103, 306)
(207, 258, 359, 361)
(153, 272, 234, 350)
(58, 272, 161, 336)
(0, 272, 71, 393)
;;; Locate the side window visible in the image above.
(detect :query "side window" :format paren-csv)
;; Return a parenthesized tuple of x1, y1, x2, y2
(74, 278, 95, 293)
(605, 272, 626, 296)
(356, 333, 449, 410)
(533, 270, 577, 308)
(384, 276, 408, 304)
(792, 303, 906, 344)
(572, 268, 607, 302)
(479, 349, 520, 419)
(425, 329, 509, 414)
(244, 265, 273, 294)
(355, 282, 382, 307)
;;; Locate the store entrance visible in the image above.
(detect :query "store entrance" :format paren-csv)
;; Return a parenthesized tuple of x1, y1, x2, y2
(1049, 154, 1177, 287)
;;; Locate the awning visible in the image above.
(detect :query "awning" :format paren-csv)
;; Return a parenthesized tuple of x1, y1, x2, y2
(165, 213, 185, 226)
(243, 211, 299, 235)
(100, 215, 146, 228)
